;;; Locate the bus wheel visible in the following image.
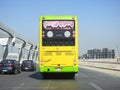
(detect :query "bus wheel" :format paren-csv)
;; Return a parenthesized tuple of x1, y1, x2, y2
(42, 73, 48, 79)
(69, 73, 75, 79)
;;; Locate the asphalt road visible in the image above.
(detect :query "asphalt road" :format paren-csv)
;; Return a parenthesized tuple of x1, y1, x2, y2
(0, 66, 120, 90)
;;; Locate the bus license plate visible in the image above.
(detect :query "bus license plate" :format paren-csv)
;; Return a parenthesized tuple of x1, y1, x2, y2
(56, 68, 61, 71)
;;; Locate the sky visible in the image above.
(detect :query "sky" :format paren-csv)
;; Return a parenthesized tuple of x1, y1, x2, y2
(0, 0, 120, 55)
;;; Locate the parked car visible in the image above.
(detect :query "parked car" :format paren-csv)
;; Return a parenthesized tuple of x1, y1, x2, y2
(0, 59, 21, 74)
(21, 60, 36, 71)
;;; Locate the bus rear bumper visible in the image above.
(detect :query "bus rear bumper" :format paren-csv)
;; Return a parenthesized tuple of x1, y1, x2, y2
(39, 66, 78, 73)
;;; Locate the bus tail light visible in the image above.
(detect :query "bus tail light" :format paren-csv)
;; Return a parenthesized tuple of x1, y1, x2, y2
(74, 60, 77, 66)
(41, 60, 44, 66)
(41, 63, 44, 66)
(0, 64, 2, 66)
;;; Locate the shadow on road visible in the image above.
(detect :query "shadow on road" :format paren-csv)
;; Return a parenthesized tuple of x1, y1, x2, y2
(29, 72, 43, 80)
(29, 72, 75, 80)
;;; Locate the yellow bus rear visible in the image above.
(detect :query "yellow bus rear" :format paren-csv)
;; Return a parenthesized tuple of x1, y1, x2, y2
(39, 16, 78, 78)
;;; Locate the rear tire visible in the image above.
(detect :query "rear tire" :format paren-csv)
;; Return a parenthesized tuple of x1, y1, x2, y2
(13, 69, 17, 74)
(70, 73, 75, 79)
(18, 68, 21, 73)
(42, 73, 48, 79)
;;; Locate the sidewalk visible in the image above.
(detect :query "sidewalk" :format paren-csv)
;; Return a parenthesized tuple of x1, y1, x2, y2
(79, 59, 120, 71)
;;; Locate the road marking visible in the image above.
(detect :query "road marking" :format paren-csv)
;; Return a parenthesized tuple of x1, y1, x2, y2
(13, 87, 56, 89)
(20, 83, 25, 86)
(90, 82, 104, 90)
(44, 80, 51, 90)
(13, 83, 24, 90)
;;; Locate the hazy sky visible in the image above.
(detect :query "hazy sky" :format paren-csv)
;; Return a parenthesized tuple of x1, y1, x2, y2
(0, 0, 120, 55)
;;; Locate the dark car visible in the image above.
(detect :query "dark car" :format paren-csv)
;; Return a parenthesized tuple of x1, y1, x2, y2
(21, 60, 36, 71)
(0, 59, 21, 74)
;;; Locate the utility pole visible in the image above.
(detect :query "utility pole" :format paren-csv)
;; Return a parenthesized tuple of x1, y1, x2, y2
(116, 43, 120, 62)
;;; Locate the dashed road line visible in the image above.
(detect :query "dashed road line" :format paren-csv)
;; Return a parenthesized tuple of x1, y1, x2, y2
(44, 80, 51, 90)
(90, 82, 104, 90)
(12, 83, 24, 90)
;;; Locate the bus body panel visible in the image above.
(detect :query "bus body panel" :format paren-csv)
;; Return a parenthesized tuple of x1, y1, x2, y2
(41, 51, 75, 66)
(39, 16, 78, 74)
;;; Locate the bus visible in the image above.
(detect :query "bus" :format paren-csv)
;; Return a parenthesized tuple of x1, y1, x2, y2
(39, 16, 78, 78)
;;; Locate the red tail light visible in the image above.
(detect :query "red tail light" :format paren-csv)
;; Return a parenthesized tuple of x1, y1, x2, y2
(30, 64, 32, 66)
(0, 64, 2, 66)
(8, 64, 14, 66)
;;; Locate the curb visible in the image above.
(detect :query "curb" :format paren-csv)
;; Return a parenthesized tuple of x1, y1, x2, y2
(79, 61, 120, 71)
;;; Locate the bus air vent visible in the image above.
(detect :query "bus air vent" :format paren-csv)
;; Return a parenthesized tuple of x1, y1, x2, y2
(65, 52, 74, 56)
(56, 52, 61, 56)
(44, 52, 52, 56)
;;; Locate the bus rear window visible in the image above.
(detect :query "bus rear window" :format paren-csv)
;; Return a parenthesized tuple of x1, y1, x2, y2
(42, 20, 75, 46)
(43, 20, 74, 31)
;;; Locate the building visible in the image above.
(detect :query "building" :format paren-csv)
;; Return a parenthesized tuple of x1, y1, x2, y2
(82, 48, 115, 59)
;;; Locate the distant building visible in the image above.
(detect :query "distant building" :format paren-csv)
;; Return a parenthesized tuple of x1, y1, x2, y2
(82, 48, 115, 59)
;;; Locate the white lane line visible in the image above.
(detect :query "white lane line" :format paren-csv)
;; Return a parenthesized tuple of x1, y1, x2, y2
(13, 83, 24, 90)
(90, 82, 104, 90)
(20, 83, 25, 86)
(47, 80, 51, 89)
(13, 87, 56, 89)
(44, 80, 51, 90)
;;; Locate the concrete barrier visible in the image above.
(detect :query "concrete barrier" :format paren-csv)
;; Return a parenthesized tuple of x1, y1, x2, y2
(79, 59, 120, 71)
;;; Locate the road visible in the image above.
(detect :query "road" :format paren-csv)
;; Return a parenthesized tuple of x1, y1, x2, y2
(0, 66, 120, 90)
